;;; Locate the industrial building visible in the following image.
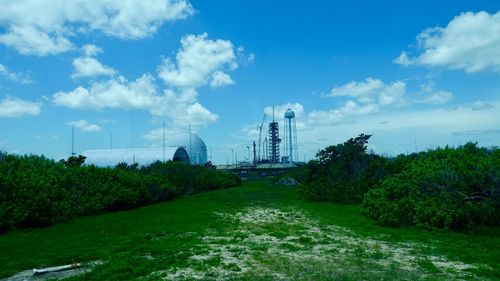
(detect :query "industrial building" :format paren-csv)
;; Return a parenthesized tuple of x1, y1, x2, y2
(83, 133, 208, 167)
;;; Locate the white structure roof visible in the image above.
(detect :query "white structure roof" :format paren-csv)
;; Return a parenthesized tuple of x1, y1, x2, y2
(168, 133, 208, 165)
(82, 133, 208, 167)
(83, 147, 189, 167)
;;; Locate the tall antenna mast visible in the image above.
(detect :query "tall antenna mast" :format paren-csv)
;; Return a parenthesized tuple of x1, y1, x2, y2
(189, 124, 192, 164)
(71, 125, 75, 155)
(162, 121, 165, 162)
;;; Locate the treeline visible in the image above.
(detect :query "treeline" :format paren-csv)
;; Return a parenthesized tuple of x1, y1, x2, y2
(295, 135, 500, 231)
(0, 153, 240, 233)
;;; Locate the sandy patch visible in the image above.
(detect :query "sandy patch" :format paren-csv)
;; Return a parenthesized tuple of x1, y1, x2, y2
(152, 207, 479, 280)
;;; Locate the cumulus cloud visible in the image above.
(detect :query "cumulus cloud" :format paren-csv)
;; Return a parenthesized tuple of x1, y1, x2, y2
(467, 101, 495, 111)
(327, 77, 384, 103)
(308, 101, 379, 126)
(237, 46, 255, 65)
(327, 78, 407, 106)
(53, 74, 158, 110)
(53, 75, 218, 134)
(158, 33, 238, 89)
(71, 44, 116, 78)
(0, 0, 194, 56)
(67, 119, 101, 132)
(0, 96, 41, 117)
(395, 11, 500, 73)
(416, 91, 453, 105)
(377, 81, 407, 106)
(55, 33, 249, 143)
(327, 78, 451, 107)
(392, 51, 413, 66)
(210, 71, 234, 88)
(0, 63, 33, 84)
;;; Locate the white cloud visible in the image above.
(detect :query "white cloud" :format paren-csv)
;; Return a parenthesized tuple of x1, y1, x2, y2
(82, 44, 102, 57)
(53, 74, 158, 110)
(53, 74, 219, 135)
(210, 71, 234, 88)
(241, 126, 260, 138)
(72, 57, 116, 78)
(149, 88, 219, 128)
(328, 77, 384, 103)
(467, 101, 495, 111)
(158, 33, 238, 89)
(67, 119, 101, 132)
(0, 0, 194, 56)
(393, 51, 413, 66)
(397, 11, 500, 73)
(55, 33, 249, 144)
(237, 46, 255, 65)
(327, 78, 451, 107)
(308, 101, 379, 126)
(0, 63, 33, 84)
(71, 45, 116, 78)
(416, 90, 453, 105)
(0, 96, 41, 117)
(378, 81, 407, 106)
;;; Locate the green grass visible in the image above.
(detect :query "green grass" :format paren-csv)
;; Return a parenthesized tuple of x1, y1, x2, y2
(1, 180, 499, 280)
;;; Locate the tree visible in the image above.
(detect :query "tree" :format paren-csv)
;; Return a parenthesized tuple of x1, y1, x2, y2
(61, 155, 86, 168)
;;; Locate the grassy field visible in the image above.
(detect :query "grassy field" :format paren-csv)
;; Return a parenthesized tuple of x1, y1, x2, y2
(1, 180, 499, 280)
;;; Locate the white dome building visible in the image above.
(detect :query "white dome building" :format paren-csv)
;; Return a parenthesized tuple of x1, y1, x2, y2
(168, 133, 208, 165)
(82, 133, 208, 167)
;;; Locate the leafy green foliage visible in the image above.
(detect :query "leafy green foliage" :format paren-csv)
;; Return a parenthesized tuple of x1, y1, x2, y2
(60, 155, 87, 168)
(363, 143, 500, 230)
(0, 154, 240, 233)
(300, 134, 390, 203)
(298, 134, 499, 231)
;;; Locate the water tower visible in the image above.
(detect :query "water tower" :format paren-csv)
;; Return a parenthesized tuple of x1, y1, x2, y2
(284, 108, 298, 166)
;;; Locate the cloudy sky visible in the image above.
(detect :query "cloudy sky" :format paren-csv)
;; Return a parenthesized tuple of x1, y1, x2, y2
(0, 0, 499, 164)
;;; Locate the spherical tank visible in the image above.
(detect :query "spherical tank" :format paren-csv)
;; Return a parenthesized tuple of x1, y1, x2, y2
(284, 108, 295, 119)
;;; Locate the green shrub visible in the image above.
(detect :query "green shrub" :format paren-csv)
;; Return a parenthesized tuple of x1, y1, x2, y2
(363, 143, 500, 230)
(0, 153, 241, 233)
(300, 134, 390, 203)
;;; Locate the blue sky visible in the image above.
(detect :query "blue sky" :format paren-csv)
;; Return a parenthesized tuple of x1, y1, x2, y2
(0, 0, 499, 164)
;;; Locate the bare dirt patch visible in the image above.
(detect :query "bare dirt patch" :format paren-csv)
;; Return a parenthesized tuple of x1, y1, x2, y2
(149, 207, 480, 280)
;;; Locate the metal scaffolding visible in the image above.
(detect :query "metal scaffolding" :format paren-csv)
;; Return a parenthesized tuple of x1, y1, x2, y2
(267, 121, 281, 164)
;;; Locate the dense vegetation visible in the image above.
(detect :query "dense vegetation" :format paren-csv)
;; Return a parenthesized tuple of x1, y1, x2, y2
(0, 181, 498, 280)
(298, 135, 500, 230)
(0, 153, 240, 233)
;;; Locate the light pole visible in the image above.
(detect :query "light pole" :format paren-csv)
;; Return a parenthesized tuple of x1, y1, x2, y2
(231, 149, 234, 165)
(246, 146, 250, 162)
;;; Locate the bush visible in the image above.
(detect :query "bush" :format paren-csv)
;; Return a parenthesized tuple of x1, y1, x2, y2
(300, 134, 390, 203)
(0, 154, 241, 233)
(363, 143, 500, 230)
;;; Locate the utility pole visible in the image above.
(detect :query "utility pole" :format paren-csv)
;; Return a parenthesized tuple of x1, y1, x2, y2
(231, 149, 234, 165)
(162, 121, 165, 162)
(253, 141, 256, 166)
(71, 125, 75, 156)
(189, 124, 192, 164)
